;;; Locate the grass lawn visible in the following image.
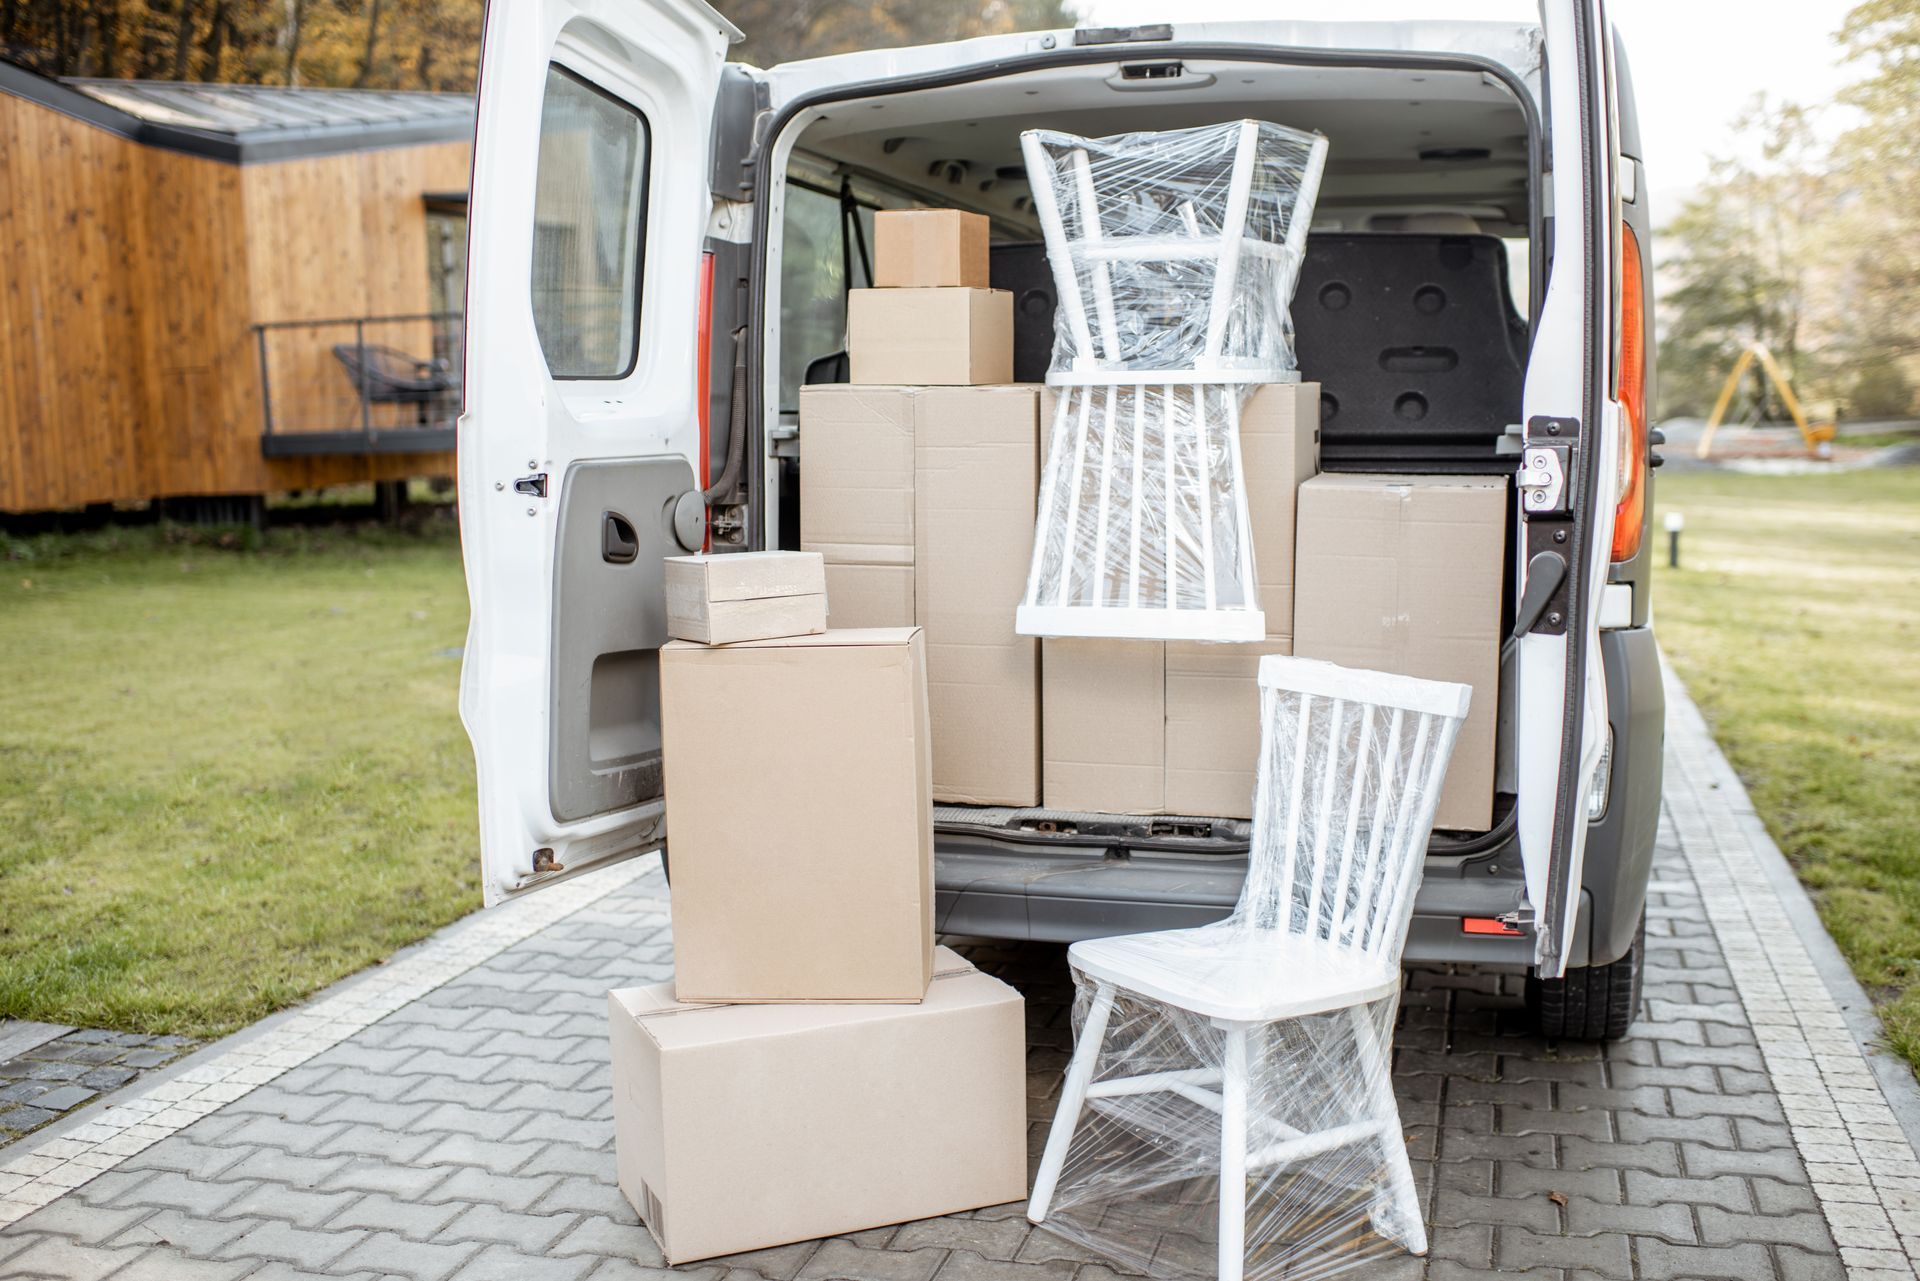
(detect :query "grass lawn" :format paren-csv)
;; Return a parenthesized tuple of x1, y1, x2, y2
(1654, 464, 1920, 1071)
(0, 515, 479, 1039)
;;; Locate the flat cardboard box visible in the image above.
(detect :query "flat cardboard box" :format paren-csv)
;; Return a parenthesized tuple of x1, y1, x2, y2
(1293, 473, 1507, 831)
(1043, 638, 1165, 814)
(799, 384, 917, 565)
(609, 946, 1027, 1265)
(916, 385, 1041, 806)
(875, 209, 990, 289)
(660, 628, 933, 1002)
(826, 562, 915, 629)
(1164, 638, 1293, 819)
(663, 551, 827, 645)
(848, 288, 1013, 386)
(1238, 382, 1322, 639)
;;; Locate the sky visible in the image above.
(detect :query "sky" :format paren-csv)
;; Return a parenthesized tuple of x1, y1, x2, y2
(1077, 0, 1863, 215)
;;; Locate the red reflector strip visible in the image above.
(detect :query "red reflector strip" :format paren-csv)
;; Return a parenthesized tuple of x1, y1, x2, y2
(1462, 917, 1524, 937)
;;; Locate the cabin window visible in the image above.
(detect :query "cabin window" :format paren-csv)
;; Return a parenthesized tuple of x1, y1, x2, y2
(530, 65, 649, 380)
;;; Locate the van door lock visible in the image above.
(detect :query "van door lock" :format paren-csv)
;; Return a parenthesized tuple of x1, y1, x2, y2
(1517, 445, 1569, 515)
(514, 473, 548, 498)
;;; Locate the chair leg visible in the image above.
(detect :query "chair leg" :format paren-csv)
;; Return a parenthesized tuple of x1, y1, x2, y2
(1028, 981, 1115, 1224)
(1346, 1003, 1426, 1255)
(1218, 1022, 1249, 1281)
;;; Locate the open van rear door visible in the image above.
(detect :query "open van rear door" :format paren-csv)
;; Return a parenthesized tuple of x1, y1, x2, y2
(1515, 0, 1623, 974)
(459, 0, 740, 905)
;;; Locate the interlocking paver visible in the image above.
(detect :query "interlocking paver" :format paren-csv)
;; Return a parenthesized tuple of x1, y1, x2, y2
(4, 669, 1909, 1277)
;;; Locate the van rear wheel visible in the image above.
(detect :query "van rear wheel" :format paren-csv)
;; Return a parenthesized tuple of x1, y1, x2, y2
(1525, 916, 1644, 1041)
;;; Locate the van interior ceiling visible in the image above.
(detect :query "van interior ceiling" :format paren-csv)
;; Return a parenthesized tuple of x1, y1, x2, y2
(772, 56, 1536, 469)
(769, 54, 1537, 842)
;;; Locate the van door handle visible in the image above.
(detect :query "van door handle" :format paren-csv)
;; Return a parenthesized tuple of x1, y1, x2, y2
(602, 512, 639, 564)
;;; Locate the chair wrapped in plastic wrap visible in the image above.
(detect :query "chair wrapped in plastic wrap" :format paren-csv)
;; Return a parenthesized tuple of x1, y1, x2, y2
(1028, 656, 1471, 1280)
(1016, 119, 1327, 642)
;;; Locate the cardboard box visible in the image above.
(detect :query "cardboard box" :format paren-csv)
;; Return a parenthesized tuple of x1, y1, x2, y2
(825, 562, 915, 629)
(916, 385, 1042, 806)
(663, 550, 827, 645)
(1043, 638, 1165, 814)
(848, 288, 1013, 386)
(609, 946, 1027, 1265)
(875, 209, 990, 289)
(1164, 639, 1293, 820)
(799, 384, 917, 566)
(660, 628, 933, 1002)
(1238, 382, 1321, 640)
(1293, 474, 1507, 831)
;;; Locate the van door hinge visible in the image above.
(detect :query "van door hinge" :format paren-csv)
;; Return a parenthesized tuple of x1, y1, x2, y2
(514, 473, 548, 498)
(1499, 908, 1535, 933)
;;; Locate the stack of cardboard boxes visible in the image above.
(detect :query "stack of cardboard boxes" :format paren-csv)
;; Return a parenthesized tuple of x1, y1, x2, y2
(607, 549, 1027, 1264)
(797, 207, 1506, 827)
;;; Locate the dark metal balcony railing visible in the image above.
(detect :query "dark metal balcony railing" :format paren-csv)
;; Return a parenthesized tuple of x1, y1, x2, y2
(254, 313, 464, 458)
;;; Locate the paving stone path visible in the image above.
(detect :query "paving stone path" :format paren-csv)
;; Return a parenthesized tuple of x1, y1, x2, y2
(1, 667, 1916, 1280)
(0, 1030, 198, 1148)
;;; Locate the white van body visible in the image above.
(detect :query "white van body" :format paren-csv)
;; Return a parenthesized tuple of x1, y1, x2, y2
(459, 1, 1664, 1039)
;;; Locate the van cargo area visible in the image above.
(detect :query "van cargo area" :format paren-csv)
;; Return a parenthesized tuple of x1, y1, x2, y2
(770, 56, 1533, 863)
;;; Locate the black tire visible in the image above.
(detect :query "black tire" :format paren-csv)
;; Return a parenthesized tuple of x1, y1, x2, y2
(1525, 916, 1644, 1041)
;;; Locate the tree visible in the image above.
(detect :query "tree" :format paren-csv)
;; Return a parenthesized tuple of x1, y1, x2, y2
(1655, 97, 1838, 419)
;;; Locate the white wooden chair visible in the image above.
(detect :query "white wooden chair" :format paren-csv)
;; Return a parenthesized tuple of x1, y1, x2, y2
(1027, 656, 1471, 1280)
(1015, 120, 1327, 642)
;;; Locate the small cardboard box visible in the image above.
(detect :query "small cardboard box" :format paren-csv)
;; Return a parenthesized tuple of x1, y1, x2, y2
(1293, 474, 1507, 831)
(663, 551, 827, 645)
(1043, 638, 1165, 814)
(660, 628, 933, 1002)
(1164, 639, 1294, 819)
(609, 947, 1027, 1265)
(916, 385, 1041, 806)
(875, 209, 990, 289)
(848, 288, 1013, 386)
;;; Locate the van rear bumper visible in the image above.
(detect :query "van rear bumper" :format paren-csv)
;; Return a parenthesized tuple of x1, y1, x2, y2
(932, 843, 1547, 968)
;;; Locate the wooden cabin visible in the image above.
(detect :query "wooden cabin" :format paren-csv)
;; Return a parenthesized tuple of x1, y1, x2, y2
(0, 62, 474, 515)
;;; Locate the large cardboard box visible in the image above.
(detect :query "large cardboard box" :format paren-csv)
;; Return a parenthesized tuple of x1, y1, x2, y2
(875, 209, 990, 289)
(609, 946, 1027, 1265)
(1164, 639, 1292, 819)
(848, 288, 1013, 386)
(1293, 474, 1507, 831)
(663, 550, 826, 645)
(916, 385, 1042, 806)
(1239, 382, 1321, 640)
(801, 384, 918, 628)
(1043, 638, 1165, 814)
(660, 628, 933, 1002)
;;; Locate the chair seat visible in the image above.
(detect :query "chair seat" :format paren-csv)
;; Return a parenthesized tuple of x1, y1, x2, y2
(1068, 926, 1400, 1024)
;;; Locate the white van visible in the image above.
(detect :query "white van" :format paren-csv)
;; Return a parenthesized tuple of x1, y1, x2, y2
(458, 3, 1665, 1040)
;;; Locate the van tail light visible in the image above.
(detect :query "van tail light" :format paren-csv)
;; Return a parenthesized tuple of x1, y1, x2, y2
(1611, 224, 1648, 562)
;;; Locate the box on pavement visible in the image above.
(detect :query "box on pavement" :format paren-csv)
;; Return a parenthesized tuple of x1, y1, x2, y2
(663, 550, 826, 645)
(1293, 473, 1506, 831)
(800, 384, 917, 628)
(660, 627, 933, 1002)
(608, 946, 1027, 1265)
(874, 209, 990, 289)
(848, 288, 1013, 385)
(915, 385, 1041, 805)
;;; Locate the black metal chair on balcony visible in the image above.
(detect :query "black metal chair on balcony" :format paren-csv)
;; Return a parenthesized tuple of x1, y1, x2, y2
(331, 343, 455, 426)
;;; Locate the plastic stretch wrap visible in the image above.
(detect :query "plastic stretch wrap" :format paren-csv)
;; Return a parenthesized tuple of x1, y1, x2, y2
(1031, 657, 1471, 1279)
(1026, 385, 1256, 620)
(1015, 119, 1327, 642)
(1023, 120, 1326, 381)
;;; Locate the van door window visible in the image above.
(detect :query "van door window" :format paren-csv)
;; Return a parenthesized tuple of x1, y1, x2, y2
(778, 180, 874, 412)
(530, 66, 650, 379)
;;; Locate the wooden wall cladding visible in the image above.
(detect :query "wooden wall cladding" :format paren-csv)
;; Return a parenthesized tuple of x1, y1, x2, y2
(0, 92, 465, 513)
